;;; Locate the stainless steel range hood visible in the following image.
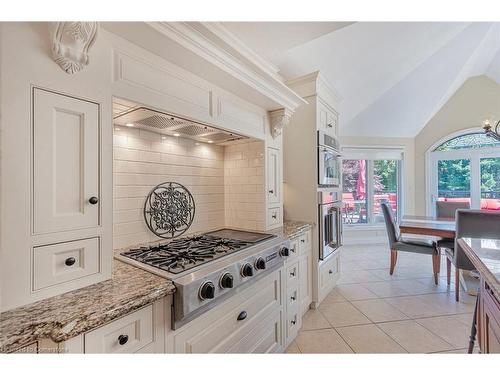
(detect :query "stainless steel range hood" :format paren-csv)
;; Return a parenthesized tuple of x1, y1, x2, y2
(113, 107, 248, 145)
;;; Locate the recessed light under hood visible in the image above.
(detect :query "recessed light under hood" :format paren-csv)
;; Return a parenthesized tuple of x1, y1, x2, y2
(113, 107, 248, 145)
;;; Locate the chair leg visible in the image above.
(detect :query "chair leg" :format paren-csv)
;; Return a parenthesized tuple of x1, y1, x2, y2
(390, 250, 397, 275)
(468, 293, 479, 354)
(455, 268, 460, 302)
(432, 253, 440, 285)
(446, 258, 451, 286)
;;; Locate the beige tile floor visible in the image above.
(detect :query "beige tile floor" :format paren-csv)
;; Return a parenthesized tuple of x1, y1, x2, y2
(286, 244, 479, 354)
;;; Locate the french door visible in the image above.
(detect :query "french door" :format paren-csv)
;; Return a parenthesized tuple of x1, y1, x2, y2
(429, 149, 500, 215)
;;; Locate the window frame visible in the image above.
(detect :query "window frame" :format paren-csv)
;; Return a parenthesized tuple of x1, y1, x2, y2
(425, 130, 500, 215)
(341, 147, 404, 228)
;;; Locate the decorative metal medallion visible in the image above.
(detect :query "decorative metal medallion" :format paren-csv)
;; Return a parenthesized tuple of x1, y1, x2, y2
(143, 182, 195, 239)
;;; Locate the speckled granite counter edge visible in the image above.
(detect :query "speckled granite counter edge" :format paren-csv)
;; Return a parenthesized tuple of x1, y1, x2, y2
(0, 260, 175, 353)
(458, 238, 500, 298)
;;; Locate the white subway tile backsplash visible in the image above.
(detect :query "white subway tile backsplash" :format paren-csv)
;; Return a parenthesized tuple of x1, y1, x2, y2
(224, 140, 265, 232)
(113, 125, 267, 248)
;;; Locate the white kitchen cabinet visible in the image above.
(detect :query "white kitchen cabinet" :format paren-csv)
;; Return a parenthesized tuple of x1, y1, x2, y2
(169, 269, 283, 353)
(318, 251, 341, 304)
(283, 229, 312, 346)
(317, 100, 339, 136)
(84, 304, 154, 353)
(33, 88, 100, 234)
(56, 296, 169, 354)
(267, 146, 280, 205)
(32, 237, 100, 291)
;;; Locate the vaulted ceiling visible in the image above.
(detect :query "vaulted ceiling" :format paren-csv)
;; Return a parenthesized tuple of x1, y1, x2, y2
(222, 22, 500, 137)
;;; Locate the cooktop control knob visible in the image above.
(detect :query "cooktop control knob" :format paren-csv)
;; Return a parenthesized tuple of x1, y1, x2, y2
(219, 273, 234, 289)
(199, 281, 215, 300)
(255, 257, 266, 270)
(241, 263, 254, 277)
(280, 247, 290, 257)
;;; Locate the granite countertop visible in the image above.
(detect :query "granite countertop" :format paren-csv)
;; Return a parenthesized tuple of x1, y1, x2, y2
(0, 259, 175, 353)
(268, 220, 313, 239)
(458, 237, 500, 297)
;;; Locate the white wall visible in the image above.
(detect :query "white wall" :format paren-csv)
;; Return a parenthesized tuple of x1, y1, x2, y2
(113, 126, 226, 248)
(414, 75, 500, 215)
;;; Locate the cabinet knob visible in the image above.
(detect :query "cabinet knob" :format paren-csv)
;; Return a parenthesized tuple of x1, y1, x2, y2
(272, 213, 277, 219)
(65, 257, 76, 266)
(291, 320, 296, 325)
(237, 311, 247, 321)
(291, 296, 296, 301)
(301, 239, 305, 243)
(290, 271, 296, 277)
(327, 123, 333, 128)
(329, 270, 333, 274)
(268, 189, 274, 194)
(118, 334, 129, 345)
(89, 196, 99, 205)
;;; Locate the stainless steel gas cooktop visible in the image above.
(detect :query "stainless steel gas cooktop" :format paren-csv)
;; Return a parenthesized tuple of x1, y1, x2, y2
(116, 228, 290, 328)
(119, 229, 275, 274)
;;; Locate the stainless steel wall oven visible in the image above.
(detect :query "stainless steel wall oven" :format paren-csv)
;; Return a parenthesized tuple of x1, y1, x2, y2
(318, 190, 343, 260)
(317, 130, 341, 187)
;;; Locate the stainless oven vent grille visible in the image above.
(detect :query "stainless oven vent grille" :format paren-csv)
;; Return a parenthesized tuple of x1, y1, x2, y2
(113, 107, 248, 145)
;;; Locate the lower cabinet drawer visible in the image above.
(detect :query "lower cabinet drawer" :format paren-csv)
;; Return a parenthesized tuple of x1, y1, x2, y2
(286, 287, 299, 311)
(286, 308, 300, 342)
(286, 261, 299, 287)
(297, 231, 311, 255)
(173, 270, 281, 353)
(267, 206, 282, 227)
(228, 309, 282, 353)
(319, 252, 340, 300)
(84, 305, 153, 353)
(33, 237, 100, 291)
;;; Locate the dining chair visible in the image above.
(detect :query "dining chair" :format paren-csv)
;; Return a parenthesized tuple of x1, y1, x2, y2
(449, 209, 500, 301)
(381, 202, 440, 284)
(435, 201, 470, 268)
(436, 201, 470, 220)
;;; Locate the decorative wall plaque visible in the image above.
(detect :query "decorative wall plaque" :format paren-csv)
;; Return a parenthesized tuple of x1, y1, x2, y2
(143, 182, 196, 239)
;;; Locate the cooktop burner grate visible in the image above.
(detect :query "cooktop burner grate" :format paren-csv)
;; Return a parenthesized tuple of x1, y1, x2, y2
(120, 235, 254, 274)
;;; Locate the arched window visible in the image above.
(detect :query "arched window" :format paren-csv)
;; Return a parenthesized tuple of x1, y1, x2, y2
(433, 132, 500, 151)
(428, 132, 500, 216)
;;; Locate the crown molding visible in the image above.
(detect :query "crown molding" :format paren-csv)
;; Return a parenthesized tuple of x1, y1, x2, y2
(146, 22, 306, 113)
(286, 71, 343, 107)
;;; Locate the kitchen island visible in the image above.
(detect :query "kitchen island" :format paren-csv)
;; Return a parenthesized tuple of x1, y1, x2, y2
(458, 237, 500, 354)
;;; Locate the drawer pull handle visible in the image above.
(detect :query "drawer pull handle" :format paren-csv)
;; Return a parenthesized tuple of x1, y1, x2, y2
(237, 311, 247, 321)
(328, 270, 333, 274)
(118, 334, 129, 345)
(65, 257, 76, 267)
(89, 196, 99, 205)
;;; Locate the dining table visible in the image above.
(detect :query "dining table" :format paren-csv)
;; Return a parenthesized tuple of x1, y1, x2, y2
(399, 215, 455, 238)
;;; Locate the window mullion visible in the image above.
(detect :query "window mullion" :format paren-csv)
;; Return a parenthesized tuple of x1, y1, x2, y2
(367, 160, 374, 224)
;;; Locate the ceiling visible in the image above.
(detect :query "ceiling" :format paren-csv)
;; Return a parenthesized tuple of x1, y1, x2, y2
(222, 22, 500, 137)
(221, 22, 353, 65)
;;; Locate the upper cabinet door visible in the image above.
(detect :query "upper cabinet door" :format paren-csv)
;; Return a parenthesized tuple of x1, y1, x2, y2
(267, 147, 280, 205)
(33, 88, 100, 234)
(318, 101, 338, 136)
